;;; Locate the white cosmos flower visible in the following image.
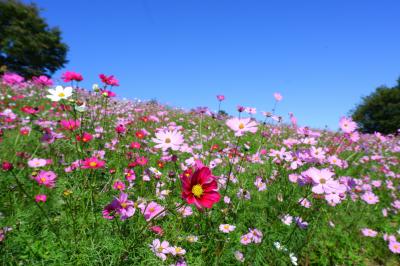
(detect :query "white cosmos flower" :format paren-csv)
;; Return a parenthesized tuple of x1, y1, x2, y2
(46, 86, 73, 101)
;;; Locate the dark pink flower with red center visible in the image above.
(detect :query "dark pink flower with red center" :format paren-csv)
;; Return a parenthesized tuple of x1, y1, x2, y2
(115, 124, 126, 134)
(62, 71, 83, 82)
(181, 167, 221, 209)
(60, 119, 81, 131)
(99, 74, 119, 86)
(81, 157, 105, 169)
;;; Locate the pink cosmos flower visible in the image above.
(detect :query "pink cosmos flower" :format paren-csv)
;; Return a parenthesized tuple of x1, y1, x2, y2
(248, 228, 263, 243)
(35, 170, 57, 188)
(81, 157, 105, 169)
(100, 90, 116, 97)
(150, 226, 164, 236)
(305, 167, 346, 194)
(361, 228, 378, 237)
(32, 75, 53, 87)
(339, 116, 357, 133)
(149, 239, 170, 261)
(168, 246, 186, 256)
(28, 158, 47, 168)
(240, 233, 252, 245)
(103, 193, 135, 220)
(226, 117, 258, 137)
(216, 95, 225, 101)
(99, 74, 119, 86)
(361, 191, 379, 204)
(273, 92, 283, 101)
(2, 73, 24, 86)
(139, 201, 165, 221)
(35, 194, 47, 203)
(62, 71, 83, 82)
(219, 224, 236, 233)
(113, 180, 126, 191)
(152, 129, 184, 151)
(389, 240, 400, 254)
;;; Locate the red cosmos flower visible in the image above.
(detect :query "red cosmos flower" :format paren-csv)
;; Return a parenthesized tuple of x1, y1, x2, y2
(76, 132, 93, 143)
(21, 106, 38, 114)
(62, 71, 83, 82)
(129, 142, 141, 149)
(81, 157, 105, 169)
(99, 74, 119, 86)
(181, 167, 221, 209)
(135, 130, 146, 139)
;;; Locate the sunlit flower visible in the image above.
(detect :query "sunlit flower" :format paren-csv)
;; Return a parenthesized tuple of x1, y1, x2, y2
(226, 117, 258, 136)
(46, 86, 73, 101)
(152, 129, 184, 151)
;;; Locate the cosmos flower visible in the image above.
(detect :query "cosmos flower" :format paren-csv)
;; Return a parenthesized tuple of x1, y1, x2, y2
(361, 191, 379, 204)
(60, 119, 81, 131)
(102, 193, 135, 220)
(28, 158, 47, 168)
(81, 157, 105, 169)
(226, 117, 258, 137)
(35, 194, 47, 203)
(149, 239, 170, 261)
(216, 95, 225, 101)
(180, 167, 221, 209)
(361, 228, 378, 237)
(152, 129, 184, 151)
(62, 71, 83, 82)
(47, 86, 73, 101)
(35, 170, 57, 188)
(273, 92, 283, 101)
(32, 75, 53, 87)
(219, 224, 236, 233)
(99, 74, 119, 86)
(339, 116, 357, 133)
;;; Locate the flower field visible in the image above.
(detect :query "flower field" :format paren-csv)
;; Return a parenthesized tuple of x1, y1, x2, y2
(0, 72, 399, 265)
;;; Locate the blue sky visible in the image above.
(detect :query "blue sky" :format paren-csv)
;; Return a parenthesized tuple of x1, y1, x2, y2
(26, 0, 400, 129)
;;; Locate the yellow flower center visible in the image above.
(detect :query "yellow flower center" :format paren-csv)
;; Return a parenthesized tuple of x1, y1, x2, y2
(58, 92, 65, 97)
(165, 137, 171, 143)
(157, 247, 164, 253)
(320, 178, 326, 184)
(239, 123, 245, 129)
(149, 207, 155, 213)
(89, 162, 97, 167)
(121, 202, 127, 208)
(40, 177, 46, 183)
(192, 184, 204, 198)
(224, 225, 230, 230)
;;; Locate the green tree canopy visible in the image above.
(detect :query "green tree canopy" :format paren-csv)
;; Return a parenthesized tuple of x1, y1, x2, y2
(0, 0, 68, 78)
(351, 78, 400, 134)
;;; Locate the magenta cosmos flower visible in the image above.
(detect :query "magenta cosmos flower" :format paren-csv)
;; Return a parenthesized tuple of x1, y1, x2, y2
(99, 74, 119, 86)
(60, 119, 81, 131)
(35, 170, 57, 188)
(81, 157, 105, 169)
(103, 193, 135, 220)
(32, 75, 53, 87)
(62, 71, 83, 82)
(152, 129, 184, 151)
(226, 117, 258, 137)
(216, 95, 225, 101)
(181, 167, 221, 209)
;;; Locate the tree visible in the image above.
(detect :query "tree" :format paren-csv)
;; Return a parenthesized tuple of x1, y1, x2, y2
(0, 0, 68, 78)
(351, 78, 400, 134)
